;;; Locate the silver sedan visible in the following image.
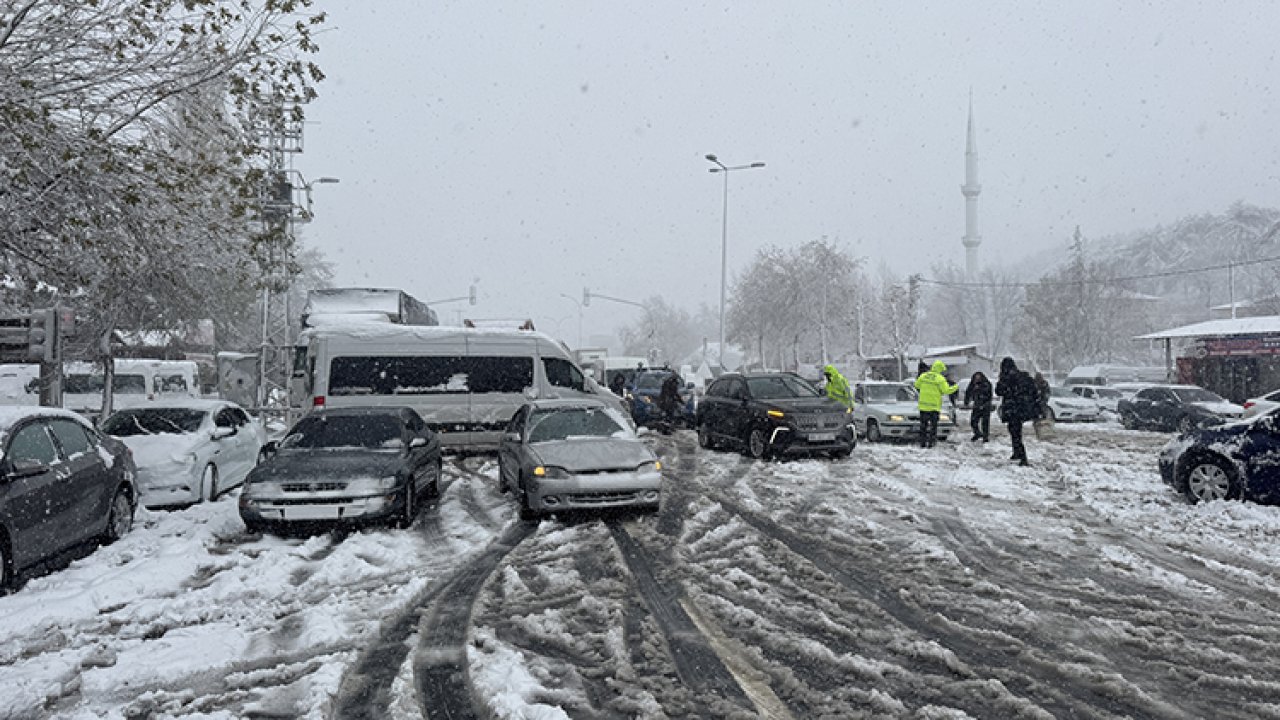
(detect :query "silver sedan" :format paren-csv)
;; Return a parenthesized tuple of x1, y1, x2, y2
(497, 398, 662, 519)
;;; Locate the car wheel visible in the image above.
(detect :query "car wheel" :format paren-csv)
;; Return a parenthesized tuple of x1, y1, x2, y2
(830, 446, 852, 459)
(1183, 456, 1240, 503)
(866, 420, 883, 443)
(517, 473, 538, 521)
(1177, 415, 1196, 434)
(497, 457, 509, 494)
(101, 487, 134, 544)
(745, 427, 769, 460)
(200, 464, 219, 502)
(397, 479, 416, 528)
(697, 422, 715, 449)
(1121, 412, 1137, 430)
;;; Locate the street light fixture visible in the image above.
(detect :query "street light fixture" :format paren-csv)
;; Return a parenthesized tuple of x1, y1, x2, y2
(706, 154, 765, 370)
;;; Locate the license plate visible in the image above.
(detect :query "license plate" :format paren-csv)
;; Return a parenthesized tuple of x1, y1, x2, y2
(809, 432, 836, 442)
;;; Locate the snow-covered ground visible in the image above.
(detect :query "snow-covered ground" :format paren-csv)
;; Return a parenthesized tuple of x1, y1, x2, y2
(5, 419, 1280, 718)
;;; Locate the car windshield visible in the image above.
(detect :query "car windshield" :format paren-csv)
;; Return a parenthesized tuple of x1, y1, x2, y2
(527, 407, 628, 443)
(746, 375, 820, 399)
(1050, 387, 1074, 397)
(102, 408, 206, 436)
(1173, 387, 1227, 404)
(862, 384, 915, 403)
(1097, 388, 1122, 398)
(633, 373, 669, 390)
(280, 414, 404, 450)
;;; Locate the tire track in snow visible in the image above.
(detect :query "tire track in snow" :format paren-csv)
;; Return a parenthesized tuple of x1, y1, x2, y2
(606, 521, 759, 714)
(693, 477, 1181, 719)
(415, 520, 536, 720)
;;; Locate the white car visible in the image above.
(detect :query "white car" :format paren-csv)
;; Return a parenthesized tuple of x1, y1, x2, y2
(1068, 384, 1124, 413)
(102, 399, 265, 507)
(1243, 388, 1280, 418)
(1046, 386, 1102, 422)
(851, 381, 955, 442)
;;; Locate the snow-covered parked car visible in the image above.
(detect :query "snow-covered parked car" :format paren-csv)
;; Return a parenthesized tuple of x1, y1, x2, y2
(0, 407, 137, 589)
(1045, 386, 1102, 422)
(1159, 409, 1280, 504)
(102, 399, 265, 508)
(852, 380, 955, 442)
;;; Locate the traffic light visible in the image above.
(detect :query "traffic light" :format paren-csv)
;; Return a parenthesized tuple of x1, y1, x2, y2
(27, 309, 58, 362)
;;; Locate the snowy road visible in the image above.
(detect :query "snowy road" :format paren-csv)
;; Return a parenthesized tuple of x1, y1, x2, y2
(5, 421, 1280, 718)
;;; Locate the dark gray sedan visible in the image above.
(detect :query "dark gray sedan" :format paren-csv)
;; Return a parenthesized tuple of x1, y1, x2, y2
(0, 407, 137, 590)
(497, 398, 662, 520)
(238, 407, 442, 533)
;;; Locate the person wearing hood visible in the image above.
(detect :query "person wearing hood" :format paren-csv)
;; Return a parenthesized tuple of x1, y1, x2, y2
(822, 365, 854, 410)
(995, 357, 1039, 466)
(964, 371, 993, 442)
(914, 360, 958, 448)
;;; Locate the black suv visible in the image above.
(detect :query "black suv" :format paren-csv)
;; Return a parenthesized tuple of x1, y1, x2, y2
(695, 372, 855, 459)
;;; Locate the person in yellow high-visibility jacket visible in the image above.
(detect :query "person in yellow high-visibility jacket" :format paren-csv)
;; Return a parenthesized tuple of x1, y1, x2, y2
(822, 365, 854, 410)
(914, 360, 958, 448)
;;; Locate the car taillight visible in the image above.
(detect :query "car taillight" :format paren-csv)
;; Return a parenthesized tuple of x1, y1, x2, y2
(1244, 401, 1255, 409)
(313, 396, 325, 408)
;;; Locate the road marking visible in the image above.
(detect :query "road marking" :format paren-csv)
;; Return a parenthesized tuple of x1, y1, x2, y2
(677, 596, 796, 720)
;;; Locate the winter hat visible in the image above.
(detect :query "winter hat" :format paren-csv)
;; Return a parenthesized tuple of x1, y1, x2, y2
(1000, 357, 1017, 373)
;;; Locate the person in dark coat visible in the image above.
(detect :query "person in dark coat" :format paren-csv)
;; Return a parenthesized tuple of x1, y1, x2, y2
(609, 372, 627, 397)
(964, 371, 993, 442)
(657, 370, 684, 433)
(994, 357, 1039, 466)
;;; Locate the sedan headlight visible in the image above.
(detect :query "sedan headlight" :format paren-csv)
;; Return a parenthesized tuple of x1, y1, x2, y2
(378, 475, 399, 490)
(533, 465, 572, 479)
(888, 415, 906, 422)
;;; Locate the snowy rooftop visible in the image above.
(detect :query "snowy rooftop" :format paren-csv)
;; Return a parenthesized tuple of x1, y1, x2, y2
(1135, 315, 1280, 340)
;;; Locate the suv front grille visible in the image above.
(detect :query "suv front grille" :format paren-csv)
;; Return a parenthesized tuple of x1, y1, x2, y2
(796, 413, 847, 430)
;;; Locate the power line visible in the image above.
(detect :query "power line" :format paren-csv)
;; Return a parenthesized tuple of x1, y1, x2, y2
(917, 254, 1280, 289)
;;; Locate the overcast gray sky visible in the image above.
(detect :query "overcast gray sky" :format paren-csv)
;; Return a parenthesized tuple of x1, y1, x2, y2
(295, 1, 1280, 347)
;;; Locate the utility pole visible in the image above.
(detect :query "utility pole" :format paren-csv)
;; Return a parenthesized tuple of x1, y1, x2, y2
(253, 97, 305, 426)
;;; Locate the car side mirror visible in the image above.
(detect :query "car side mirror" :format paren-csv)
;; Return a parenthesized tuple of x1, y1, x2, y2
(503, 432, 521, 443)
(409, 436, 428, 449)
(212, 426, 235, 440)
(260, 440, 278, 459)
(6, 458, 49, 479)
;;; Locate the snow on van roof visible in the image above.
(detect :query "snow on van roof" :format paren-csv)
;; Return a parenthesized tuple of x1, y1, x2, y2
(298, 317, 561, 345)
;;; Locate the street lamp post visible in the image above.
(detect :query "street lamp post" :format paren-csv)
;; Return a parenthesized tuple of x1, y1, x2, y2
(705, 154, 765, 370)
(558, 293, 583, 349)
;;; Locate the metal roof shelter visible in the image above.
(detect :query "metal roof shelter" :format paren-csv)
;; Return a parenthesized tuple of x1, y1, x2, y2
(1135, 316, 1280, 341)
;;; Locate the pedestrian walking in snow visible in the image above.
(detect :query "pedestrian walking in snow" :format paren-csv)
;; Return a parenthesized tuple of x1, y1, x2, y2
(965, 371, 993, 442)
(995, 357, 1038, 466)
(914, 360, 958, 448)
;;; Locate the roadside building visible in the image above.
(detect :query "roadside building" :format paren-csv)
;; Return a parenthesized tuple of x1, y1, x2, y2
(1136, 316, 1280, 402)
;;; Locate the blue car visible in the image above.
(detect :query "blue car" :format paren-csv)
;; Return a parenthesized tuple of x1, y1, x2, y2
(1158, 410, 1280, 504)
(628, 370, 696, 428)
